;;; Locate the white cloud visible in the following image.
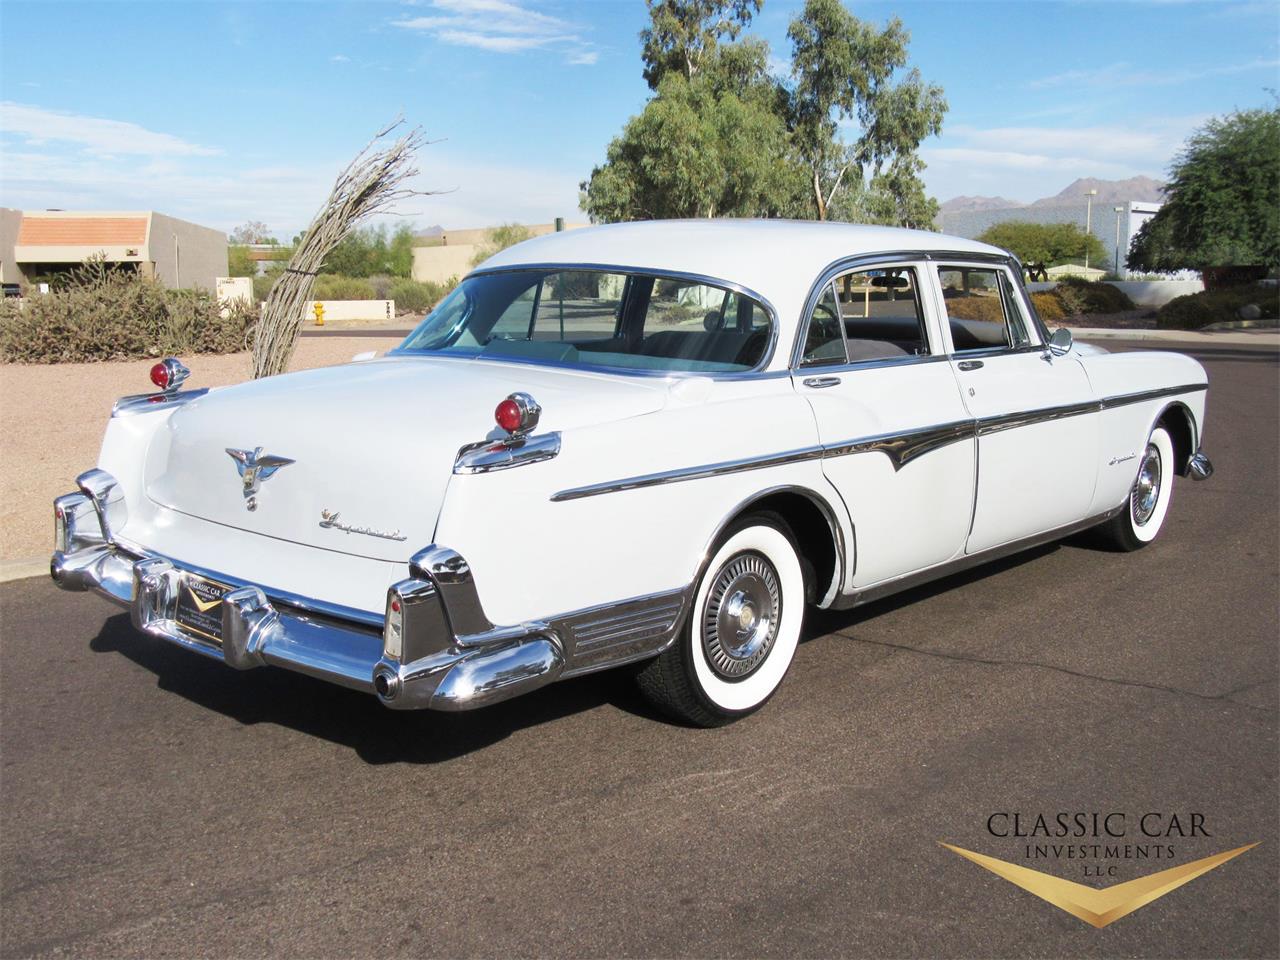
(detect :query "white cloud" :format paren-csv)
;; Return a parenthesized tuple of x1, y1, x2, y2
(392, 0, 593, 61)
(330, 54, 351, 63)
(1031, 57, 1280, 90)
(566, 49, 598, 66)
(921, 116, 1208, 203)
(0, 101, 219, 157)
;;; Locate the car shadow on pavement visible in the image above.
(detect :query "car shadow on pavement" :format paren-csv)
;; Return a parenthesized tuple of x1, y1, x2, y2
(88, 613, 663, 765)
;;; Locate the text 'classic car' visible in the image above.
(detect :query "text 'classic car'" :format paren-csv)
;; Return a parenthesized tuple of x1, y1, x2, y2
(52, 220, 1213, 726)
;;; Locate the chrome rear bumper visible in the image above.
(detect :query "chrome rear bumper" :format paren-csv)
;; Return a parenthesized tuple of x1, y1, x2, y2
(51, 472, 565, 711)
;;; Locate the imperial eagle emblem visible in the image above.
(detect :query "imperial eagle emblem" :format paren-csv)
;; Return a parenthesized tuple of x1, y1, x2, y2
(225, 447, 295, 499)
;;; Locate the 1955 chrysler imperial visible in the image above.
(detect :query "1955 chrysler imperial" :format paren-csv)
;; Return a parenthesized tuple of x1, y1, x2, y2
(51, 220, 1213, 726)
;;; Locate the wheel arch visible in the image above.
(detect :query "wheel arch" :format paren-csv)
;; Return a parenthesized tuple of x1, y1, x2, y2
(695, 485, 846, 609)
(1154, 401, 1197, 477)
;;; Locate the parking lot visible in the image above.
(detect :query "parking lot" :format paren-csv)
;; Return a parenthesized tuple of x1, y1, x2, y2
(1, 338, 1276, 958)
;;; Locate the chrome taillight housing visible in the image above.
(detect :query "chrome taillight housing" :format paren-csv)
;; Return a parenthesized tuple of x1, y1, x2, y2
(494, 392, 540, 438)
(149, 357, 190, 393)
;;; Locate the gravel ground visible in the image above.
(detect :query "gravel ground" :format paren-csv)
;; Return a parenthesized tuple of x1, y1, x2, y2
(0, 337, 402, 563)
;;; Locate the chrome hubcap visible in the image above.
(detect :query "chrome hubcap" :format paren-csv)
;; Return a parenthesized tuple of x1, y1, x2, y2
(1132, 442, 1162, 526)
(702, 552, 780, 681)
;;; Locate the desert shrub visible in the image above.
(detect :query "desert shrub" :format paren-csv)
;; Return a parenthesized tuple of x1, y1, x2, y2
(0, 260, 256, 362)
(941, 291, 1004, 323)
(311, 274, 375, 300)
(389, 278, 449, 313)
(1157, 285, 1280, 330)
(1056, 277, 1135, 314)
(1030, 290, 1068, 324)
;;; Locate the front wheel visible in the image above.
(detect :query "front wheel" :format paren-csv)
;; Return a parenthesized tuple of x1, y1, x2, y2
(1097, 425, 1175, 551)
(636, 513, 805, 727)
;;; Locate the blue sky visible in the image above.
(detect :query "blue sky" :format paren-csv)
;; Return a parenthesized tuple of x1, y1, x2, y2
(1, 0, 1276, 239)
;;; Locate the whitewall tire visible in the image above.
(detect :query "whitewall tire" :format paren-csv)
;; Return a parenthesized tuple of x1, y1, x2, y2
(636, 513, 804, 726)
(1099, 425, 1175, 551)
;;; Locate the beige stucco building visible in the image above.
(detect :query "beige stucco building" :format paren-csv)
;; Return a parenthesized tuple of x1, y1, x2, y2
(0, 209, 227, 291)
(412, 221, 587, 285)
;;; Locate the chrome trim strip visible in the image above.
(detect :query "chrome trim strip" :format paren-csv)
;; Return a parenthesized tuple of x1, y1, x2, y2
(824, 420, 975, 472)
(550, 444, 826, 502)
(1101, 382, 1207, 409)
(112, 388, 209, 418)
(550, 382, 1210, 503)
(399, 262, 782, 377)
(977, 400, 1102, 436)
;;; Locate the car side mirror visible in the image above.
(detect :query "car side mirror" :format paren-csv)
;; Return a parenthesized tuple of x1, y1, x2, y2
(1049, 327, 1073, 356)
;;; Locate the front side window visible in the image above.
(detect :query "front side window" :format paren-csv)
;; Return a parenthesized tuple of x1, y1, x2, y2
(395, 269, 771, 373)
(936, 266, 1031, 353)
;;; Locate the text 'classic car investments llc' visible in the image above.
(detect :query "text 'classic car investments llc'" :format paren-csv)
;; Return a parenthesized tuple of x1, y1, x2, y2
(52, 220, 1213, 726)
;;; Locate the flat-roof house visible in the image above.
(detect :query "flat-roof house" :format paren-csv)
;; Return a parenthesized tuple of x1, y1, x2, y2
(0, 209, 227, 291)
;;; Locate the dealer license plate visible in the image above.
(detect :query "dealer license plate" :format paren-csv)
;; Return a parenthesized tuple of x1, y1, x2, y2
(173, 573, 231, 645)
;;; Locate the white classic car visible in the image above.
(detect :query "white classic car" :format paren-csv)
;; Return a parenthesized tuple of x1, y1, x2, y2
(52, 220, 1213, 726)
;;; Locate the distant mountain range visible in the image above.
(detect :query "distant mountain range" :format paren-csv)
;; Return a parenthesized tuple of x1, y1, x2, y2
(940, 176, 1166, 214)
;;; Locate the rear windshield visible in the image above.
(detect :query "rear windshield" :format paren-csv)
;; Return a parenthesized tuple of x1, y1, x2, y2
(394, 269, 772, 373)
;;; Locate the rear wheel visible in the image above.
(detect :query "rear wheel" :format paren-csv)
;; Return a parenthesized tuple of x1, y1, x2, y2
(1098, 425, 1175, 551)
(636, 513, 804, 727)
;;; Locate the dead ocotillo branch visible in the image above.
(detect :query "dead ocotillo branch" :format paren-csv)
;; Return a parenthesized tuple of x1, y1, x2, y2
(252, 119, 433, 379)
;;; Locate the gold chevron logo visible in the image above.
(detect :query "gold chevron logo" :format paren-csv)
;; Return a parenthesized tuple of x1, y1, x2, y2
(186, 585, 224, 614)
(940, 842, 1258, 928)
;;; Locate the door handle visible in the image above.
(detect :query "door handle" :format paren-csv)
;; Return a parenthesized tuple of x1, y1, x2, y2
(802, 376, 842, 389)
(957, 360, 984, 372)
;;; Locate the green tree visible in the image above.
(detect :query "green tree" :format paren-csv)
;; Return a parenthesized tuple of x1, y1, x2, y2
(227, 244, 258, 278)
(977, 221, 1107, 268)
(471, 223, 535, 266)
(787, 0, 946, 223)
(581, 73, 800, 221)
(388, 223, 416, 277)
(1129, 106, 1280, 272)
(640, 0, 762, 89)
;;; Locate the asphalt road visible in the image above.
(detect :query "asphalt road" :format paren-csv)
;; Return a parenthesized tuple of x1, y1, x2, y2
(2, 340, 1276, 959)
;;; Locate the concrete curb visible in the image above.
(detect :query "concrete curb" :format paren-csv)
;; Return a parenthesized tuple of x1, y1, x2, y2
(1, 558, 49, 584)
(1072, 327, 1280, 347)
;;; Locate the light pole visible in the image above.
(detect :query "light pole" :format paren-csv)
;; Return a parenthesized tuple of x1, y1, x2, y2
(1113, 205, 1125, 277)
(1084, 188, 1098, 271)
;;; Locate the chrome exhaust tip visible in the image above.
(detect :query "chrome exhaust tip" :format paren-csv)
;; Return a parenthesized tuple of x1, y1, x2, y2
(373, 668, 401, 702)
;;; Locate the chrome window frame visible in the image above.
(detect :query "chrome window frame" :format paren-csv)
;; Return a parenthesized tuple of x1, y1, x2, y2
(792, 254, 942, 373)
(392, 263, 782, 381)
(790, 249, 1027, 372)
(928, 258, 1050, 358)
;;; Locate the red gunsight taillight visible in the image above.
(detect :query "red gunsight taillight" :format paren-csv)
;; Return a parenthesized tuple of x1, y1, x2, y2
(495, 398, 523, 433)
(150, 362, 171, 389)
(494, 392, 541, 437)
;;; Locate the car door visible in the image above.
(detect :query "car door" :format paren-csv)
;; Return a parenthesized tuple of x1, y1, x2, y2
(794, 260, 976, 589)
(931, 262, 1099, 555)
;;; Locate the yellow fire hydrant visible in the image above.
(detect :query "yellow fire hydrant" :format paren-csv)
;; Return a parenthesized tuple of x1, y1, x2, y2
(313, 302, 325, 326)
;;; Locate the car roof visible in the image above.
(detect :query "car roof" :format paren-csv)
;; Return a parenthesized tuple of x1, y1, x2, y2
(475, 219, 1011, 373)
(479, 218, 1005, 281)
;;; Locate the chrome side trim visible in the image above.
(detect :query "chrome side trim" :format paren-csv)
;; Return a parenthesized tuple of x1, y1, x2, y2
(551, 381, 1210, 503)
(550, 444, 825, 502)
(1100, 383, 1208, 409)
(454, 431, 562, 474)
(977, 400, 1102, 436)
(824, 420, 974, 472)
(112, 388, 209, 418)
(830, 503, 1127, 610)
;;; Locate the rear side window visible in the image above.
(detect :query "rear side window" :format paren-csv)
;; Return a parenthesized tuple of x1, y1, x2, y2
(937, 266, 1031, 353)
